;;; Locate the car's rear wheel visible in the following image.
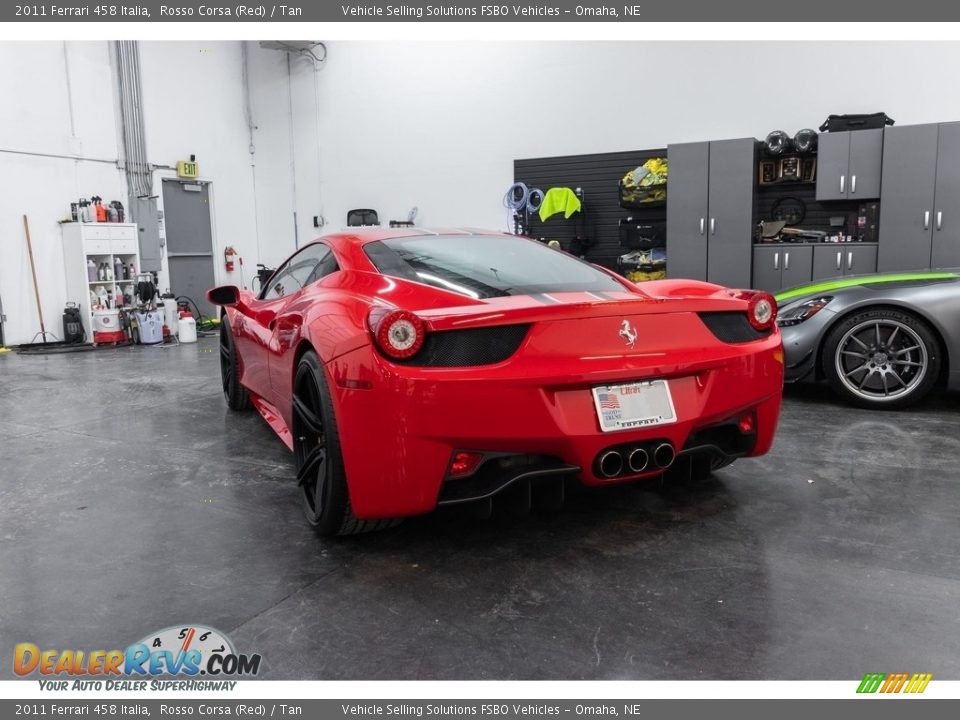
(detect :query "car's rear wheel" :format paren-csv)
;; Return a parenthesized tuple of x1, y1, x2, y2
(822, 308, 941, 409)
(292, 350, 398, 536)
(219, 320, 251, 411)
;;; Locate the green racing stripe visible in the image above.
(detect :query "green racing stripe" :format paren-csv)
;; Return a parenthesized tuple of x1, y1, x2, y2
(774, 271, 960, 304)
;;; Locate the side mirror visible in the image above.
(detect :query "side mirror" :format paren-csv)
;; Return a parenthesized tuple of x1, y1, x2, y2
(207, 285, 240, 306)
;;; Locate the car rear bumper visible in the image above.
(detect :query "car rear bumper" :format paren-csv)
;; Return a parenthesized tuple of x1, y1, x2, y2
(327, 337, 784, 519)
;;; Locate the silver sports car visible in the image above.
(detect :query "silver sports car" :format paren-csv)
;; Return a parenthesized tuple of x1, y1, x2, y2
(776, 270, 960, 409)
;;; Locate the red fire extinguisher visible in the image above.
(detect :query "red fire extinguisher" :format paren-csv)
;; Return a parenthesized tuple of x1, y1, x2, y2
(224, 246, 237, 272)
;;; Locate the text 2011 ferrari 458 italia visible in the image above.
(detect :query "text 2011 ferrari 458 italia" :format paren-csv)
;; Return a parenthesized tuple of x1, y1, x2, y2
(208, 229, 784, 535)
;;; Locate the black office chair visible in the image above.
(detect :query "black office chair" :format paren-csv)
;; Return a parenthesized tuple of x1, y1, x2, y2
(347, 209, 379, 227)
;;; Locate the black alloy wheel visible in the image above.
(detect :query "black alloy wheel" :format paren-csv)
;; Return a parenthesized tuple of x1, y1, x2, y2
(219, 320, 251, 411)
(291, 351, 398, 536)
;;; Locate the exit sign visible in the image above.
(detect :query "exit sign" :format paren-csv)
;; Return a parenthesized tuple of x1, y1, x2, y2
(177, 160, 199, 178)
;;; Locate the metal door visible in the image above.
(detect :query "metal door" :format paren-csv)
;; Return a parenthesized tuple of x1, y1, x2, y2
(845, 245, 878, 275)
(877, 124, 939, 271)
(780, 245, 813, 288)
(162, 180, 216, 318)
(847, 129, 884, 200)
(932, 122, 960, 268)
(707, 138, 755, 289)
(666, 142, 710, 280)
(751, 246, 782, 292)
(815, 132, 851, 201)
(813, 245, 846, 280)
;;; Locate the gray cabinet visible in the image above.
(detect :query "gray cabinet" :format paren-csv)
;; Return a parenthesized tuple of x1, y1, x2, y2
(813, 244, 878, 280)
(667, 138, 755, 288)
(665, 142, 709, 281)
(877, 122, 960, 271)
(752, 245, 812, 292)
(932, 122, 960, 268)
(815, 129, 883, 201)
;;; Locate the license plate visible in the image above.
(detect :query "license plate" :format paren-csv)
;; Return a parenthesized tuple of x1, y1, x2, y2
(592, 380, 677, 433)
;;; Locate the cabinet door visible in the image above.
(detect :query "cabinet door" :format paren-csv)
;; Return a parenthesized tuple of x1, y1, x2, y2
(847, 128, 883, 200)
(780, 245, 813, 288)
(815, 132, 851, 201)
(877, 124, 939, 271)
(813, 245, 846, 280)
(844, 245, 878, 275)
(666, 142, 710, 280)
(752, 247, 782, 292)
(707, 138, 755, 289)
(931, 122, 960, 268)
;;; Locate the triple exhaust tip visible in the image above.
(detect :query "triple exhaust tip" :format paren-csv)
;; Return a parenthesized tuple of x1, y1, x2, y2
(598, 443, 675, 478)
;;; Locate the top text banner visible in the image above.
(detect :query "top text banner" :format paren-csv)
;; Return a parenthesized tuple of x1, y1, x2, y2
(4, 0, 959, 22)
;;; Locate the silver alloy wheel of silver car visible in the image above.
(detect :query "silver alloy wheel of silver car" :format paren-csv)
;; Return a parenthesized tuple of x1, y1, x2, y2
(834, 318, 928, 402)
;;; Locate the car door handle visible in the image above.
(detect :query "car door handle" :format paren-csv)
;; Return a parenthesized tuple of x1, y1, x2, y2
(840, 175, 845, 194)
(784, 251, 790, 270)
(850, 175, 857, 194)
(836, 251, 842, 271)
(699, 217, 705, 235)
(924, 211, 930, 230)
(774, 252, 779, 271)
(937, 210, 943, 231)
(710, 218, 716, 235)
(847, 251, 853, 270)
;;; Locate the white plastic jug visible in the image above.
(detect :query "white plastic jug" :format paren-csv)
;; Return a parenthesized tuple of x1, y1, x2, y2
(178, 314, 198, 344)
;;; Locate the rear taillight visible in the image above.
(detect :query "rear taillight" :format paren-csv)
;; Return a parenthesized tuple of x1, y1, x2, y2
(369, 309, 426, 359)
(732, 290, 777, 331)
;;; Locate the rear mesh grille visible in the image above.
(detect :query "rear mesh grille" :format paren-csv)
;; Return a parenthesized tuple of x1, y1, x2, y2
(397, 324, 530, 367)
(697, 312, 772, 343)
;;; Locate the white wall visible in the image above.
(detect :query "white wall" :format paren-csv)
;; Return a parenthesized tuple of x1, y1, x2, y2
(0, 42, 125, 347)
(277, 41, 960, 235)
(0, 41, 258, 346)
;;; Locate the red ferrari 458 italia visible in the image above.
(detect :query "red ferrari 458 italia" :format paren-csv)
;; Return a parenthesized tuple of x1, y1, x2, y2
(208, 228, 783, 535)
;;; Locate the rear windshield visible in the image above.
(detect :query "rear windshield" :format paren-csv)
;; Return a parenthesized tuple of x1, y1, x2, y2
(363, 235, 625, 299)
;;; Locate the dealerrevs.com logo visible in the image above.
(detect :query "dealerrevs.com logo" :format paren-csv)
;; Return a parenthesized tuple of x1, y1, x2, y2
(14, 625, 261, 691)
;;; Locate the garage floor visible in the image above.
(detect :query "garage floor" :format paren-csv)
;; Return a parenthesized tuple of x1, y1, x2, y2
(1, 338, 959, 680)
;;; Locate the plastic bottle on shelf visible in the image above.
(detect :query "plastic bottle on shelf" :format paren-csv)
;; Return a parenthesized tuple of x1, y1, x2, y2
(128, 262, 136, 278)
(95, 286, 108, 308)
(87, 259, 97, 282)
(96, 199, 106, 223)
(97, 262, 105, 281)
(114, 258, 124, 283)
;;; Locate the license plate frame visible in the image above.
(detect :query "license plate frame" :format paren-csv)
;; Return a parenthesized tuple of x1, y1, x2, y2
(591, 379, 677, 433)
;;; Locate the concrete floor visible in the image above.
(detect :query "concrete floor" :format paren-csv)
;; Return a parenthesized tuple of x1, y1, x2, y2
(1, 337, 959, 680)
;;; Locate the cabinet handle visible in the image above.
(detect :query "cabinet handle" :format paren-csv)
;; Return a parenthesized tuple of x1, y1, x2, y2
(774, 252, 779, 271)
(840, 175, 845, 194)
(699, 217, 705, 235)
(851, 175, 857, 194)
(836, 251, 842, 271)
(847, 251, 853, 270)
(924, 211, 930, 230)
(937, 211, 943, 231)
(710, 218, 716, 235)
(784, 251, 790, 270)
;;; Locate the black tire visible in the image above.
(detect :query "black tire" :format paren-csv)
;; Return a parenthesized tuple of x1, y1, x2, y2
(292, 351, 398, 536)
(219, 320, 251, 411)
(822, 308, 941, 410)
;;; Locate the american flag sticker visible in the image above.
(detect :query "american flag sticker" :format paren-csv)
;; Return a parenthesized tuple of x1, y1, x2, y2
(598, 392, 621, 410)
